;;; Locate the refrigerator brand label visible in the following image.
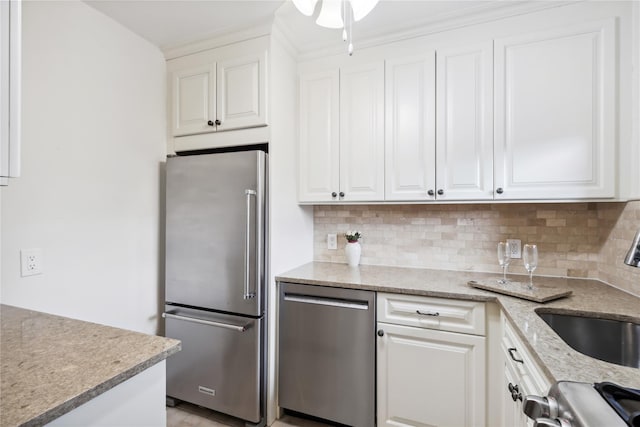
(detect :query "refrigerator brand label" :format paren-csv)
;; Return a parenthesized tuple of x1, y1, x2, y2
(198, 386, 215, 396)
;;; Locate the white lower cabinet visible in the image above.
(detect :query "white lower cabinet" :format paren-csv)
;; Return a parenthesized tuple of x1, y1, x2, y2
(47, 362, 167, 427)
(500, 314, 551, 427)
(501, 352, 531, 427)
(377, 293, 486, 427)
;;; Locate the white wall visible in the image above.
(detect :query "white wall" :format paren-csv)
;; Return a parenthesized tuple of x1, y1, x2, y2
(267, 23, 314, 424)
(0, 1, 166, 334)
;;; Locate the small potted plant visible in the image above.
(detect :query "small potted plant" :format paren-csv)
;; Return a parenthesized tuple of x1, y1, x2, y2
(344, 230, 362, 267)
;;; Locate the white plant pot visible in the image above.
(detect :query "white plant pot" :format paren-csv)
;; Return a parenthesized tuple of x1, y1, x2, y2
(345, 241, 361, 267)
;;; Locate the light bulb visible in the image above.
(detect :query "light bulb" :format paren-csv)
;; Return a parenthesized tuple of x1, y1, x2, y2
(292, 0, 318, 16)
(316, 0, 343, 29)
(350, 0, 379, 21)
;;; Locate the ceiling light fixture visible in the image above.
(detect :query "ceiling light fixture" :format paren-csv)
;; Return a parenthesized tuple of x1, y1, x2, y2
(292, 0, 379, 55)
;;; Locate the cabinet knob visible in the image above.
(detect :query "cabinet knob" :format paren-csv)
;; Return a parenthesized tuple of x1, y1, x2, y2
(331, 192, 337, 198)
(427, 189, 434, 196)
(437, 189, 444, 196)
(215, 119, 221, 126)
(508, 383, 523, 402)
(377, 329, 384, 337)
(496, 187, 504, 194)
(207, 120, 215, 126)
(339, 192, 345, 198)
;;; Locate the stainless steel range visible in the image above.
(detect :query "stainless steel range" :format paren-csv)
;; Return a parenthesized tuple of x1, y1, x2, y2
(523, 381, 640, 427)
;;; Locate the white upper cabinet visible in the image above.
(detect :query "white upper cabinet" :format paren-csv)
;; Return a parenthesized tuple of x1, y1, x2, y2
(0, 0, 21, 185)
(385, 53, 436, 201)
(340, 62, 385, 202)
(298, 62, 385, 203)
(384, 45, 492, 202)
(172, 64, 216, 137)
(436, 42, 494, 201)
(494, 19, 616, 200)
(296, 4, 626, 204)
(169, 42, 267, 137)
(298, 70, 340, 203)
(216, 54, 267, 132)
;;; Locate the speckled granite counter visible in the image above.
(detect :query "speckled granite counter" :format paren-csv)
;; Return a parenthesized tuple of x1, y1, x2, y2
(276, 262, 640, 389)
(0, 304, 181, 427)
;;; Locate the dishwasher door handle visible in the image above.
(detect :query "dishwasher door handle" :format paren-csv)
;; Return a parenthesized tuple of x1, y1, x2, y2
(162, 312, 249, 332)
(283, 293, 369, 310)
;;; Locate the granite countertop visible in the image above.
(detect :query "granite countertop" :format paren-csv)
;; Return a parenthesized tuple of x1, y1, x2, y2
(276, 262, 640, 389)
(0, 304, 181, 427)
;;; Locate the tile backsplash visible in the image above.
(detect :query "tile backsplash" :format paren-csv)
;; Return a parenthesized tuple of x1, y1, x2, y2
(314, 201, 640, 296)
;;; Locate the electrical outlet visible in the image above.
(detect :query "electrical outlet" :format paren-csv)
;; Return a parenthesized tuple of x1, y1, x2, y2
(507, 239, 522, 259)
(21, 248, 43, 277)
(327, 233, 337, 250)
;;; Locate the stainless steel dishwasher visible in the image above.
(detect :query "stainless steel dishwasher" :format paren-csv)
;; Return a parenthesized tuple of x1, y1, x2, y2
(278, 282, 375, 427)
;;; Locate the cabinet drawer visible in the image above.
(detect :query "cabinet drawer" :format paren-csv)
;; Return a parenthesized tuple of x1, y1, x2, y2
(377, 293, 486, 336)
(502, 316, 551, 395)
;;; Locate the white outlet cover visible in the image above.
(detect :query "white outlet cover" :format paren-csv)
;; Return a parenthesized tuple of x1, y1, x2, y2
(507, 239, 522, 259)
(327, 233, 337, 250)
(20, 248, 44, 277)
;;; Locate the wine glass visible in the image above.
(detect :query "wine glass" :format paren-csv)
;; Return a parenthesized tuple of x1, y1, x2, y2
(497, 241, 512, 284)
(523, 244, 538, 289)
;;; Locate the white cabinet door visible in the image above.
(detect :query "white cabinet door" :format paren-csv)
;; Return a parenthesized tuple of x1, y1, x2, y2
(171, 64, 216, 137)
(436, 42, 494, 200)
(0, 0, 21, 184)
(501, 356, 528, 427)
(340, 62, 385, 202)
(494, 19, 616, 200)
(377, 322, 486, 427)
(298, 70, 340, 202)
(501, 315, 551, 427)
(385, 53, 436, 201)
(216, 52, 267, 131)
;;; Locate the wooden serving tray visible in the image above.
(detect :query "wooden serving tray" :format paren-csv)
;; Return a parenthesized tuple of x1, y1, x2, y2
(468, 279, 572, 303)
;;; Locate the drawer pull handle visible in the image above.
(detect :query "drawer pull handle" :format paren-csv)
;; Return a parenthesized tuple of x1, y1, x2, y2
(284, 293, 369, 310)
(508, 347, 524, 363)
(416, 310, 440, 317)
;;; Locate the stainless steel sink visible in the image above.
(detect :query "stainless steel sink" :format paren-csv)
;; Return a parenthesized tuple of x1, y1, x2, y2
(536, 310, 640, 369)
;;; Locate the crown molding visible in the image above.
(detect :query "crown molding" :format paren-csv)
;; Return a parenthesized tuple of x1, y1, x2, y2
(162, 18, 274, 60)
(271, 17, 300, 60)
(292, 1, 580, 62)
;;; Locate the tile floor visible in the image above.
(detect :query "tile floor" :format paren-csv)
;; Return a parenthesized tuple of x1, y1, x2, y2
(166, 402, 334, 427)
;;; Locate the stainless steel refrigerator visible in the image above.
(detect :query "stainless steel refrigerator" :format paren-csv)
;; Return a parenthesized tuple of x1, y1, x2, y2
(163, 150, 267, 426)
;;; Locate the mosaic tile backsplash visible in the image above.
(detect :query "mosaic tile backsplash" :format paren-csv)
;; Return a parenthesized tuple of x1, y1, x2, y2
(314, 201, 640, 296)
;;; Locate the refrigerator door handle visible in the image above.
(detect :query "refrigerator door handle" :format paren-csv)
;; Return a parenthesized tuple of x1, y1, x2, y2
(162, 312, 249, 332)
(244, 189, 257, 300)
